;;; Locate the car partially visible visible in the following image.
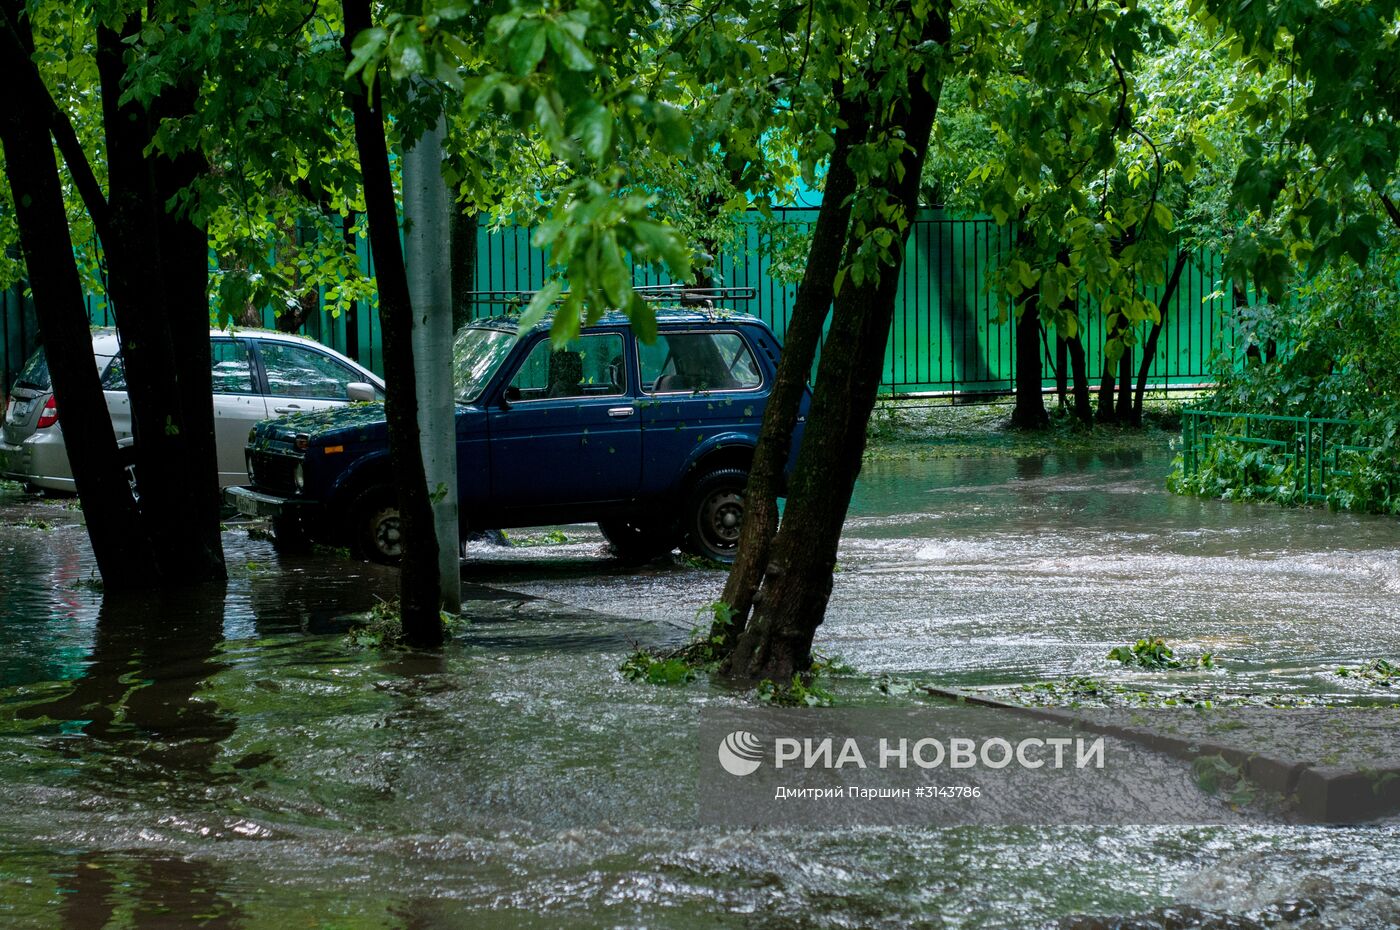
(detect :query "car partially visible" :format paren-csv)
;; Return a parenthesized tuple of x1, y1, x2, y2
(0, 328, 383, 493)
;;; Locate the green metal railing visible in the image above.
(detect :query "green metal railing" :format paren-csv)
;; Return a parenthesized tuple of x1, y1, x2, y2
(1181, 409, 1379, 503)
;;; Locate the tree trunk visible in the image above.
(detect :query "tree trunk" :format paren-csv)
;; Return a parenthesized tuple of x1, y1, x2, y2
(96, 15, 225, 584)
(713, 98, 868, 649)
(1133, 249, 1189, 420)
(0, 13, 152, 588)
(279, 190, 335, 336)
(1055, 336, 1068, 408)
(1010, 288, 1048, 429)
(689, 192, 728, 290)
(690, 166, 747, 290)
(342, 0, 443, 647)
(279, 290, 319, 335)
(1235, 279, 1262, 366)
(1115, 342, 1134, 423)
(1095, 349, 1117, 424)
(1053, 247, 1091, 425)
(449, 205, 478, 333)
(723, 6, 949, 683)
(1065, 332, 1093, 424)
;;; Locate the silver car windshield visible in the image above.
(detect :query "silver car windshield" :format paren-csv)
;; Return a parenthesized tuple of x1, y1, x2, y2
(453, 327, 516, 403)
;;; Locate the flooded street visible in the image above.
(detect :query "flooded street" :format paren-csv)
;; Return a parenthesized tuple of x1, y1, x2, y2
(488, 449, 1400, 698)
(2, 447, 1398, 929)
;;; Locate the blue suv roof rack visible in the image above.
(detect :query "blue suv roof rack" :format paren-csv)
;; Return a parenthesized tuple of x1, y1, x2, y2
(465, 284, 756, 308)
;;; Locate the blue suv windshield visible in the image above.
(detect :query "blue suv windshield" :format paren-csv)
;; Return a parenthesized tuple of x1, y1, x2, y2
(453, 327, 516, 403)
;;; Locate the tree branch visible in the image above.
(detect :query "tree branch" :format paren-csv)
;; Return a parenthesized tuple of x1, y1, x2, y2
(284, 0, 320, 38)
(0, 2, 110, 245)
(1110, 53, 1129, 137)
(1377, 189, 1400, 232)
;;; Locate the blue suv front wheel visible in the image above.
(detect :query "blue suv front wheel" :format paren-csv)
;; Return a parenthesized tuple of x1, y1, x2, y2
(351, 486, 403, 563)
(597, 518, 679, 563)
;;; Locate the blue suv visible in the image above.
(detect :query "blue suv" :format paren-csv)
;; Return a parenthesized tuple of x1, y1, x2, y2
(226, 307, 807, 563)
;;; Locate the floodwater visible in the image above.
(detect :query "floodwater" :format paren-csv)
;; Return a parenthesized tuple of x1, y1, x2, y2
(1, 446, 1398, 929)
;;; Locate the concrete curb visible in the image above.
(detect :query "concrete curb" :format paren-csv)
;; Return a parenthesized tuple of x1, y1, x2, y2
(921, 686, 1400, 823)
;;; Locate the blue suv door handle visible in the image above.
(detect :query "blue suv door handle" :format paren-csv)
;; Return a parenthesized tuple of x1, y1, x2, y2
(607, 406, 636, 418)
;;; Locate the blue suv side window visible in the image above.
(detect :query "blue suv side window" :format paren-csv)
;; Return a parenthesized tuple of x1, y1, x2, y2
(507, 334, 626, 401)
(639, 331, 762, 394)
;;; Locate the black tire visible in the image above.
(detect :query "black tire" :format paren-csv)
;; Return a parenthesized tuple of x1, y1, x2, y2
(272, 512, 312, 554)
(461, 527, 509, 558)
(598, 518, 678, 563)
(349, 485, 402, 564)
(681, 467, 749, 564)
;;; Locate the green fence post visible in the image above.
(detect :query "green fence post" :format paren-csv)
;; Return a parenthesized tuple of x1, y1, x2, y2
(1186, 410, 1196, 476)
(1319, 420, 1327, 499)
(1303, 416, 1312, 499)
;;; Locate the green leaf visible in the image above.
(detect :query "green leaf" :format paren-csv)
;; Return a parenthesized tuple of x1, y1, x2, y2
(346, 26, 388, 86)
(1041, 270, 1063, 312)
(599, 233, 630, 307)
(628, 291, 657, 344)
(387, 28, 427, 81)
(506, 19, 547, 76)
(533, 91, 565, 143)
(1193, 132, 1219, 163)
(574, 100, 613, 161)
(632, 220, 690, 280)
(652, 103, 691, 155)
(439, 33, 475, 65)
(1015, 260, 1036, 289)
(552, 290, 584, 344)
(519, 278, 563, 334)
(545, 20, 594, 71)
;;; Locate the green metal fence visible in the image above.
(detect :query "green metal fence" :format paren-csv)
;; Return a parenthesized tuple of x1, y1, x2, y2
(471, 208, 1244, 397)
(3, 209, 1244, 399)
(1180, 409, 1382, 504)
(1, 286, 38, 397)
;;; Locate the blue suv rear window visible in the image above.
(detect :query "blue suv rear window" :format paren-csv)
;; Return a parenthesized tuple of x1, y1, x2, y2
(640, 332, 762, 393)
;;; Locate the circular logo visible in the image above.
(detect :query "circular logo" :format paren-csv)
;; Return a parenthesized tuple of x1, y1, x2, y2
(718, 730, 764, 776)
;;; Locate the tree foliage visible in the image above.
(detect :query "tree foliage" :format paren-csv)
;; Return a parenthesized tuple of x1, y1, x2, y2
(1195, 0, 1400, 293)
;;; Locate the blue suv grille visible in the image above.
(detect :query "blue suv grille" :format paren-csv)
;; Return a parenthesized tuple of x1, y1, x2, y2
(249, 450, 300, 495)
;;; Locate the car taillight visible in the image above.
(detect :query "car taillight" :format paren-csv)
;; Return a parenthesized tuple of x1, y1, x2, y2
(35, 396, 58, 429)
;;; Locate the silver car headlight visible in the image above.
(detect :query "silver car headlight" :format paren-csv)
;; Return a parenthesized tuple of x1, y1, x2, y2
(294, 462, 305, 491)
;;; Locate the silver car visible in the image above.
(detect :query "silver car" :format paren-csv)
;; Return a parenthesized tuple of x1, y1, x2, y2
(1, 328, 383, 492)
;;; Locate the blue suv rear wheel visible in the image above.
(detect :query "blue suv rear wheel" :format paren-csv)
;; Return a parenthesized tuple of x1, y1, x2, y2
(683, 467, 748, 564)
